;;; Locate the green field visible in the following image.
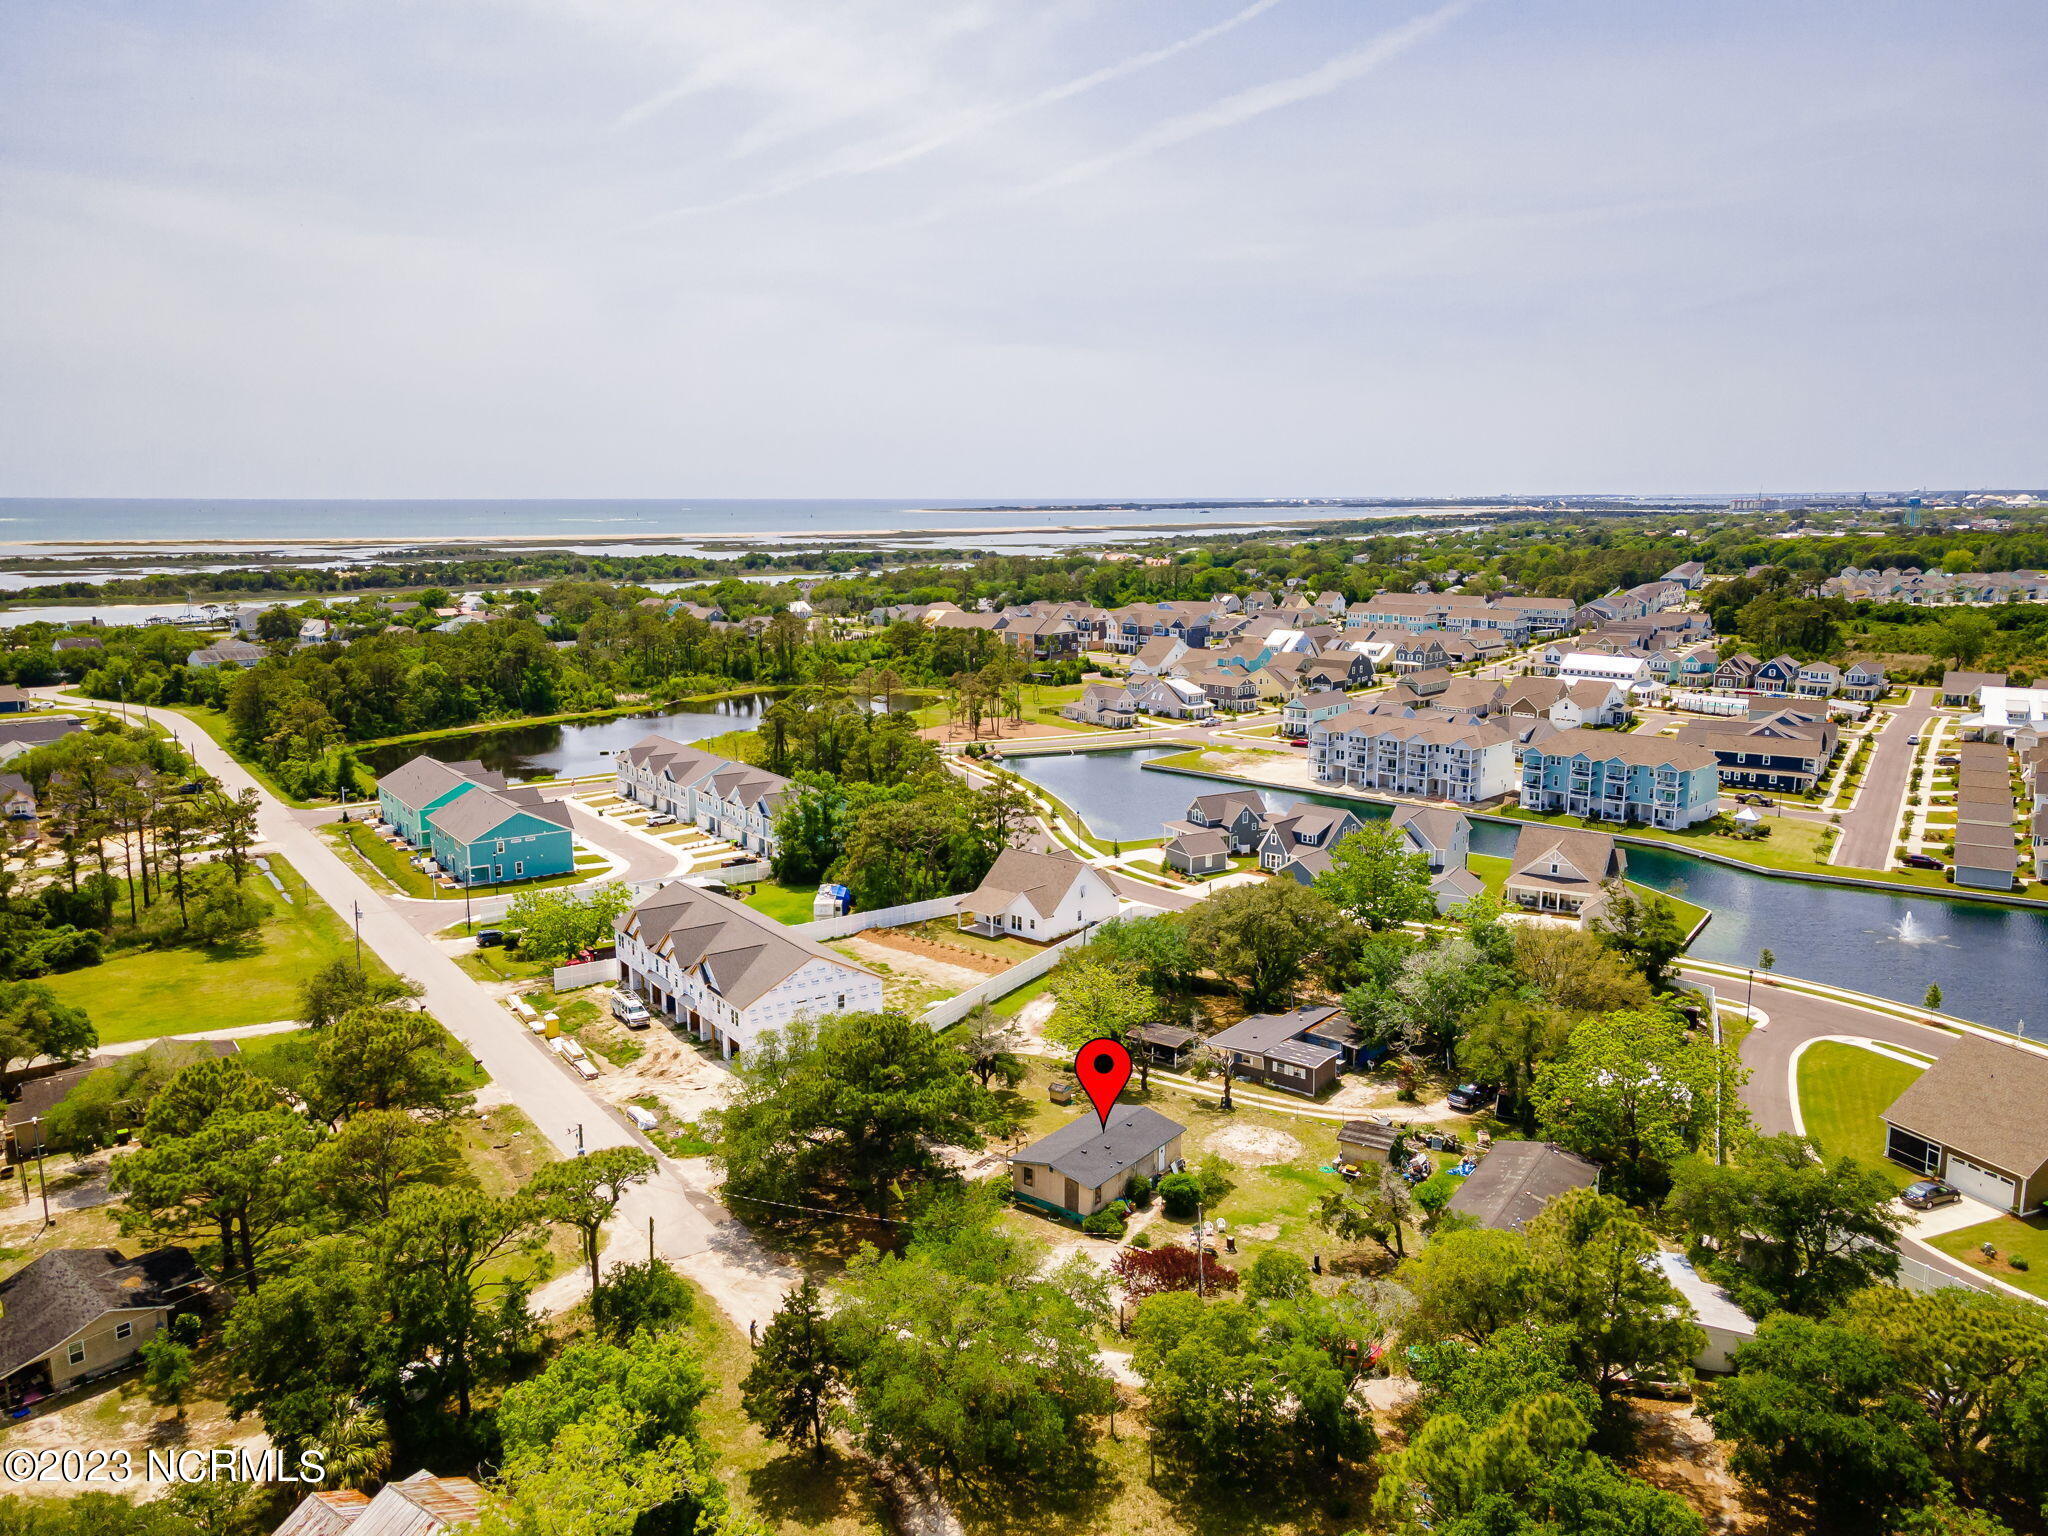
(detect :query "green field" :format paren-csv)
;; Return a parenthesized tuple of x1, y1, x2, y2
(1795, 1041, 1924, 1189)
(38, 856, 391, 1043)
(733, 878, 819, 925)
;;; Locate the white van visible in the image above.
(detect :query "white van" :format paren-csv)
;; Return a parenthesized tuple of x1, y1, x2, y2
(610, 992, 652, 1030)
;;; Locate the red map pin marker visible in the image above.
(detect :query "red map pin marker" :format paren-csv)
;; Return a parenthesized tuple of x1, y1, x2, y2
(1075, 1037, 1133, 1128)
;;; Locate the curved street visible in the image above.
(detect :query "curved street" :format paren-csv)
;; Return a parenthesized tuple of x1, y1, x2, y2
(39, 690, 801, 1332)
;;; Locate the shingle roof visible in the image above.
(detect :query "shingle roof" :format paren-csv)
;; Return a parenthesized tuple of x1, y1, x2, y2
(1391, 804, 1467, 852)
(427, 786, 567, 845)
(1506, 824, 1624, 888)
(1206, 1007, 1345, 1066)
(1013, 1104, 1183, 1188)
(1882, 1034, 2048, 1181)
(377, 755, 504, 812)
(0, 1247, 205, 1379)
(1531, 728, 1716, 771)
(1447, 1142, 1599, 1231)
(620, 882, 874, 1011)
(969, 848, 1099, 918)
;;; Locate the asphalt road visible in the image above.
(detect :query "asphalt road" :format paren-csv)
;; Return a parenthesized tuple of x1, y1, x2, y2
(1682, 963, 2006, 1291)
(1833, 688, 1938, 869)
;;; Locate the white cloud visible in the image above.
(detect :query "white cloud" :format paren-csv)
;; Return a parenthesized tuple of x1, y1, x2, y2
(1010, 0, 1478, 198)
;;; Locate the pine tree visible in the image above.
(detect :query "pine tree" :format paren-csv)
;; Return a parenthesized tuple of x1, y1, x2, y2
(741, 1278, 845, 1459)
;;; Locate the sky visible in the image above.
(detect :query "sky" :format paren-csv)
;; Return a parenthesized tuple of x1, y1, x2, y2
(1, 0, 2043, 500)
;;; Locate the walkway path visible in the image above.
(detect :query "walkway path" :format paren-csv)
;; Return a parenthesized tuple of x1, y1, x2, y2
(1833, 687, 1938, 868)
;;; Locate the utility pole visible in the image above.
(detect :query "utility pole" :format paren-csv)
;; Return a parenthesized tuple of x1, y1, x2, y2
(649, 1216, 656, 1264)
(351, 901, 363, 972)
(29, 1125, 49, 1228)
(1195, 1198, 1206, 1298)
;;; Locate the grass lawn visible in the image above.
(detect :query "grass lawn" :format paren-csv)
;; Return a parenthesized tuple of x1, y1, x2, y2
(1796, 1041, 1923, 1189)
(990, 973, 1054, 1018)
(456, 944, 556, 986)
(38, 855, 391, 1043)
(733, 878, 819, 925)
(1928, 1215, 2048, 1300)
(323, 821, 609, 901)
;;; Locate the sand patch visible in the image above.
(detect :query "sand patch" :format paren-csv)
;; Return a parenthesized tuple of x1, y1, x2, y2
(1203, 1123, 1304, 1167)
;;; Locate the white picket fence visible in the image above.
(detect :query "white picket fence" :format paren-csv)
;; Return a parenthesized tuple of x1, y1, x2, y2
(791, 894, 964, 942)
(919, 928, 1092, 1031)
(552, 956, 621, 992)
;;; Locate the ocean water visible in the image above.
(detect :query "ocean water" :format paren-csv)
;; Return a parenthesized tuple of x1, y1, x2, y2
(0, 498, 1370, 550)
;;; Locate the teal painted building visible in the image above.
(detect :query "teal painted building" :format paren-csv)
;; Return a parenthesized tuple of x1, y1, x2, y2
(375, 755, 575, 886)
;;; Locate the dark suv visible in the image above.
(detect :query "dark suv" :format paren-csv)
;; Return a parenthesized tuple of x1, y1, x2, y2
(1446, 1083, 1497, 1114)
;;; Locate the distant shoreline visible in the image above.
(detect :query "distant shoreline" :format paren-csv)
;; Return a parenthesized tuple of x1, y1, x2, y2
(0, 512, 1416, 551)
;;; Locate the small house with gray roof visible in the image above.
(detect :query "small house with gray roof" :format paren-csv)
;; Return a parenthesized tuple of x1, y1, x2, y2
(1446, 1141, 1599, 1232)
(1205, 1005, 1360, 1097)
(1010, 1104, 1185, 1222)
(0, 1246, 205, 1410)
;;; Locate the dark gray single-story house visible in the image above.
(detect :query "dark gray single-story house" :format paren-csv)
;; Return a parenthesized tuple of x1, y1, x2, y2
(1446, 1141, 1599, 1231)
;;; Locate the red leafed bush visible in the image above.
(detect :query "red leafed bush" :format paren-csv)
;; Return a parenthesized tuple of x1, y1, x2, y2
(1110, 1243, 1240, 1299)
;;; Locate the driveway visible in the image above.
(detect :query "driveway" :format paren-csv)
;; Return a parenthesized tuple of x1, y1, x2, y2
(1832, 688, 1938, 870)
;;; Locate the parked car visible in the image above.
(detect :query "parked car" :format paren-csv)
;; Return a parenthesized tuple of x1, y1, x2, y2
(475, 929, 505, 948)
(1446, 1083, 1497, 1114)
(610, 992, 651, 1028)
(1901, 1179, 1961, 1210)
(1902, 853, 1946, 870)
(646, 812, 677, 826)
(1734, 793, 1777, 807)
(1907, 735, 1921, 745)
(1937, 754, 1961, 767)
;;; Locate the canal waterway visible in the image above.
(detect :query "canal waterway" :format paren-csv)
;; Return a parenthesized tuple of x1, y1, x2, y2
(1009, 746, 2048, 1036)
(360, 694, 775, 781)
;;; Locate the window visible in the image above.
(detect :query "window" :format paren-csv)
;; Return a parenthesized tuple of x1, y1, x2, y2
(514, 861, 524, 877)
(1021, 1167, 1035, 1185)
(495, 840, 505, 854)
(115, 1321, 133, 1341)
(67, 1340, 85, 1366)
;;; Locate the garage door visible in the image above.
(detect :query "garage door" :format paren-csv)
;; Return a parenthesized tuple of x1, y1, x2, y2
(1946, 1156, 2018, 1211)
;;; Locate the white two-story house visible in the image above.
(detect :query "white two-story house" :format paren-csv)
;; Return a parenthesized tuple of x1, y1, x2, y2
(616, 883, 882, 1058)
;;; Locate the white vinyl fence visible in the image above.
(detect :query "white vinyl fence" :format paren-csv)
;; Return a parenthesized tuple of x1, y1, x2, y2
(919, 928, 1093, 1031)
(552, 957, 621, 992)
(791, 894, 964, 942)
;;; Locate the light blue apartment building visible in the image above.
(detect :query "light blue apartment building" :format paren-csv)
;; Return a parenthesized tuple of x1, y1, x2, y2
(1518, 729, 1721, 829)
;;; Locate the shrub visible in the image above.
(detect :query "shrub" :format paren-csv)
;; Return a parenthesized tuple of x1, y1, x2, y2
(1128, 1231, 1153, 1250)
(2013, 1255, 2030, 1271)
(1126, 1174, 1153, 1210)
(1157, 1172, 1201, 1219)
(1081, 1207, 1126, 1237)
